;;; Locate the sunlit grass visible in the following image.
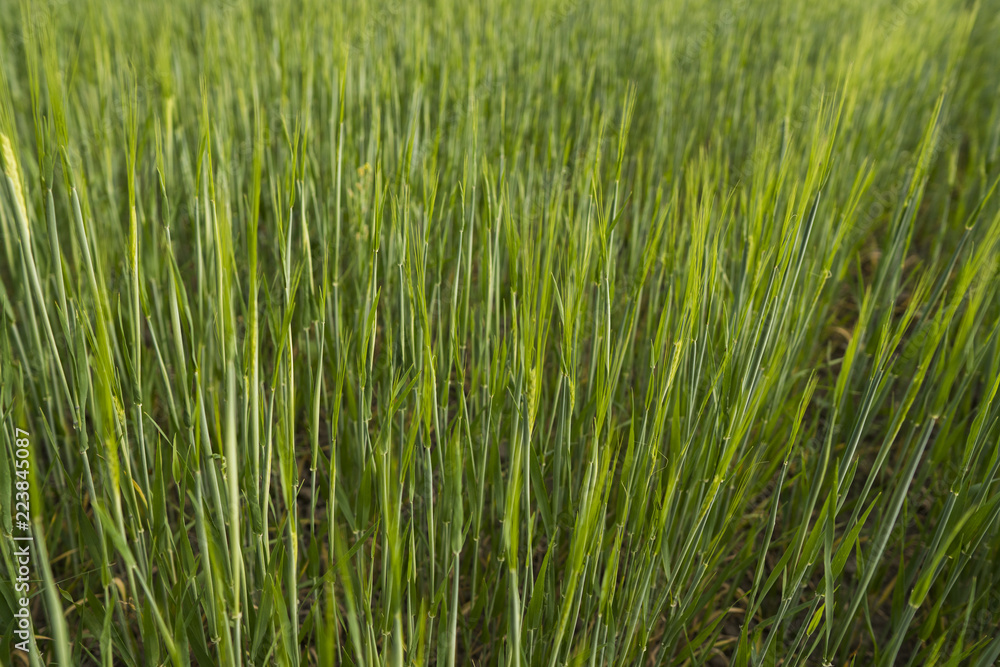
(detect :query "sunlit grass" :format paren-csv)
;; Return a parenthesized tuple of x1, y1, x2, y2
(1, 0, 999, 665)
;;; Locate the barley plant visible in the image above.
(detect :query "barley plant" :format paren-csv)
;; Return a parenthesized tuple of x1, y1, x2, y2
(1, 0, 999, 664)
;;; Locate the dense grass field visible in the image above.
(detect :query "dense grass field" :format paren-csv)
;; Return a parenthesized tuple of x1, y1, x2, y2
(1, 0, 1000, 664)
